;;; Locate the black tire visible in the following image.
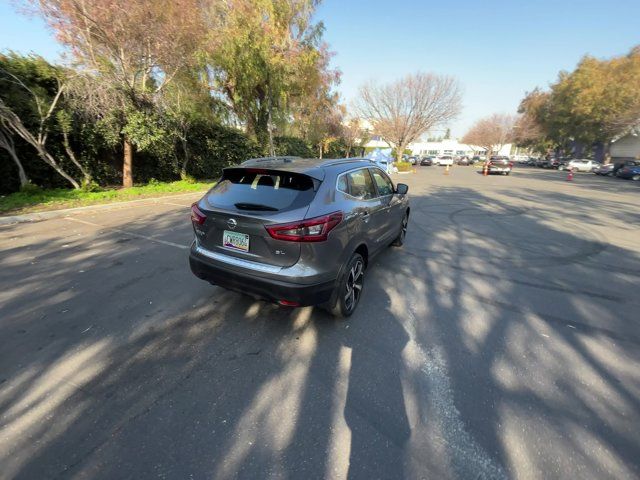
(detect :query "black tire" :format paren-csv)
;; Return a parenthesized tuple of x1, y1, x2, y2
(392, 212, 409, 247)
(326, 253, 365, 318)
(506, 171, 510, 176)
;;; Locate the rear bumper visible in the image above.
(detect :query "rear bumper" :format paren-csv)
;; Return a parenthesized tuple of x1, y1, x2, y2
(189, 246, 335, 306)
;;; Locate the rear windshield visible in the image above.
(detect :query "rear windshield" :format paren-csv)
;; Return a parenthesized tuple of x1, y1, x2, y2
(207, 168, 317, 212)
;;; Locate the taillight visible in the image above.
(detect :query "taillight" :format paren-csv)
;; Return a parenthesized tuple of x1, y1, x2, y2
(191, 203, 206, 225)
(509, 162, 514, 167)
(265, 211, 343, 242)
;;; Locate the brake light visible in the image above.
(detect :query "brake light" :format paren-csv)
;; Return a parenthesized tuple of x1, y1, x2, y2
(191, 203, 206, 225)
(278, 300, 300, 307)
(266, 211, 343, 242)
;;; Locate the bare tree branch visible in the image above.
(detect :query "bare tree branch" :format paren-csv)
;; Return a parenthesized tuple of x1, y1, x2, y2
(462, 113, 517, 158)
(356, 73, 462, 162)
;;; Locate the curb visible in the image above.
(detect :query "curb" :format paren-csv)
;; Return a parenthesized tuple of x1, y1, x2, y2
(0, 190, 207, 226)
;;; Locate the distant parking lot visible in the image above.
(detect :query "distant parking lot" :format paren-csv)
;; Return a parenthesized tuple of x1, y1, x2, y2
(1, 166, 638, 479)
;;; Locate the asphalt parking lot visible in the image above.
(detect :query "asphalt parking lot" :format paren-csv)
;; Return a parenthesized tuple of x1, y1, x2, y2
(1, 166, 639, 479)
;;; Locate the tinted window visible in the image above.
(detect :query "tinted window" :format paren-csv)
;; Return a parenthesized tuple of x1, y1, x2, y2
(344, 169, 376, 200)
(207, 168, 316, 212)
(370, 169, 394, 196)
(337, 174, 348, 192)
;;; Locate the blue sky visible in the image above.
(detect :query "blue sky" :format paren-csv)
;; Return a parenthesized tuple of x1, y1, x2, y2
(2, 0, 639, 137)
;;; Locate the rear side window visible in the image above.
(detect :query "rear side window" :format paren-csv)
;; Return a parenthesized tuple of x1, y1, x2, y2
(340, 169, 376, 200)
(207, 168, 316, 212)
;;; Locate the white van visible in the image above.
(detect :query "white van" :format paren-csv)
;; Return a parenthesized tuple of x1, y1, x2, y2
(434, 155, 454, 166)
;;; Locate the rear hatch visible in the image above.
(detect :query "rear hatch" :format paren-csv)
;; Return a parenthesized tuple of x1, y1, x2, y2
(490, 158, 510, 169)
(196, 168, 320, 268)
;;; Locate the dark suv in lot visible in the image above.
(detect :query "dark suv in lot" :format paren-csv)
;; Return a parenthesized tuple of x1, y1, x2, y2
(189, 157, 410, 316)
(487, 156, 514, 175)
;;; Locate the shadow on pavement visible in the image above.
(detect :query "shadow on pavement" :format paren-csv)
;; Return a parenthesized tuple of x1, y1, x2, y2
(1, 182, 639, 479)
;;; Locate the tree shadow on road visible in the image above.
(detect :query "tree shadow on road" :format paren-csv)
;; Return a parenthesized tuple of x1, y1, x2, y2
(1, 183, 640, 479)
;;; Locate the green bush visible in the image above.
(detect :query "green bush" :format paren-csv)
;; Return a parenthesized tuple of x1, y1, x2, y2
(396, 161, 413, 172)
(81, 180, 102, 192)
(273, 136, 314, 157)
(19, 182, 41, 194)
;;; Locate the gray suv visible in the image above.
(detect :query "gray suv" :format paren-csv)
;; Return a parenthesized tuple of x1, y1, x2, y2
(189, 157, 410, 316)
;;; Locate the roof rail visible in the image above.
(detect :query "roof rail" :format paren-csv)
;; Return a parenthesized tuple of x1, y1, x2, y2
(318, 158, 373, 167)
(242, 156, 301, 165)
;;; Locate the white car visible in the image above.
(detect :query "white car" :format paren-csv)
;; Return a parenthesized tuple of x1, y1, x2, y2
(434, 155, 454, 166)
(565, 159, 597, 172)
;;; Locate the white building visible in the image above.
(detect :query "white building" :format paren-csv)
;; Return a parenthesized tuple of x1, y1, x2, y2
(611, 128, 640, 161)
(364, 136, 513, 157)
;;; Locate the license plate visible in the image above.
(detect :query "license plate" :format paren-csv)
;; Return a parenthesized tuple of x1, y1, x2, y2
(222, 230, 249, 252)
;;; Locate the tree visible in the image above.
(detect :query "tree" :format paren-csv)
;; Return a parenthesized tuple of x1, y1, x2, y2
(0, 121, 29, 187)
(557, 47, 640, 160)
(306, 100, 344, 159)
(31, 0, 203, 186)
(342, 117, 369, 158)
(0, 53, 84, 188)
(287, 43, 341, 153)
(444, 128, 451, 139)
(160, 73, 219, 178)
(206, 0, 332, 154)
(462, 113, 517, 158)
(514, 88, 554, 154)
(524, 46, 640, 162)
(356, 72, 462, 163)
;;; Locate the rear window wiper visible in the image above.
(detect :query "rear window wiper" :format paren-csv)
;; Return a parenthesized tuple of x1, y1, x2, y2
(234, 202, 279, 211)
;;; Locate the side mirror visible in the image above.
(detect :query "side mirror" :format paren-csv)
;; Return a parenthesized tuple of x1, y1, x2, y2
(395, 183, 409, 195)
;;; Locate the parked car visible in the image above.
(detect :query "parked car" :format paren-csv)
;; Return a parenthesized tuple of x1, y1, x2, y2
(456, 156, 470, 166)
(614, 160, 640, 176)
(407, 156, 418, 165)
(563, 159, 597, 172)
(542, 158, 561, 169)
(189, 157, 410, 317)
(616, 163, 640, 180)
(486, 157, 513, 175)
(593, 163, 615, 175)
(420, 157, 433, 166)
(434, 155, 454, 166)
(535, 158, 548, 168)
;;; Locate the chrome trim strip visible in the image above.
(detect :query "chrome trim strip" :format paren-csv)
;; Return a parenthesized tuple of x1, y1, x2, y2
(194, 245, 282, 274)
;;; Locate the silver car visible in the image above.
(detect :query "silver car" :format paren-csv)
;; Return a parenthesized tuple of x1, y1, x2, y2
(189, 157, 410, 316)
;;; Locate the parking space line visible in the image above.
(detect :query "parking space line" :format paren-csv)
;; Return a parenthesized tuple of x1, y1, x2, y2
(65, 217, 189, 250)
(162, 201, 192, 208)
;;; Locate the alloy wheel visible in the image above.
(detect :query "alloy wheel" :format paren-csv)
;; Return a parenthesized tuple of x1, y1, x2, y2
(344, 259, 364, 313)
(400, 215, 408, 242)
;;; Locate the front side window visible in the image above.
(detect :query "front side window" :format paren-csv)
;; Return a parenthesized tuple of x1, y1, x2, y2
(370, 169, 394, 196)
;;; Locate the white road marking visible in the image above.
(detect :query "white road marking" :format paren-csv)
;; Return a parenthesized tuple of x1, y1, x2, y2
(65, 217, 189, 250)
(402, 295, 508, 479)
(161, 201, 192, 208)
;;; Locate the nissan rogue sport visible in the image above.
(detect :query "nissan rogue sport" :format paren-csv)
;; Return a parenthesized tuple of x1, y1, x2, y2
(189, 157, 410, 317)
